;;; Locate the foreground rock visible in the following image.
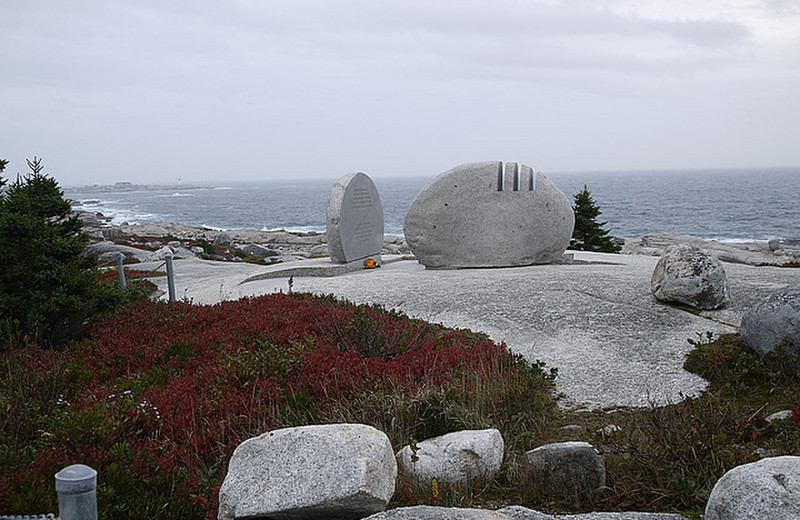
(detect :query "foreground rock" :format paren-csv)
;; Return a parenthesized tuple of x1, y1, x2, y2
(523, 441, 606, 492)
(404, 161, 574, 269)
(396, 429, 504, 484)
(218, 423, 396, 520)
(499, 506, 689, 519)
(650, 244, 728, 310)
(705, 456, 800, 520)
(366, 506, 510, 519)
(739, 286, 800, 366)
(365, 506, 690, 520)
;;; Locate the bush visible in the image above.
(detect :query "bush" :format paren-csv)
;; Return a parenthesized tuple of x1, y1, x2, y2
(0, 158, 128, 347)
(0, 293, 559, 519)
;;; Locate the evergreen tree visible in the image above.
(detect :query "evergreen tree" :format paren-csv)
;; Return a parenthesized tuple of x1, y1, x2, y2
(569, 184, 621, 253)
(0, 157, 123, 347)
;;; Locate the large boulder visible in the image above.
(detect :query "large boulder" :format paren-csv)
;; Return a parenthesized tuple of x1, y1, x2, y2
(739, 286, 800, 365)
(403, 161, 574, 269)
(396, 429, 504, 484)
(218, 423, 397, 520)
(705, 456, 800, 520)
(650, 244, 728, 310)
(523, 441, 606, 492)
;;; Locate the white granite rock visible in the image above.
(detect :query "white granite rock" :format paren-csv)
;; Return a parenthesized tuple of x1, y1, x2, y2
(739, 286, 800, 365)
(218, 423, 397, 520)
(144, 245, 175, 262)
(705, 456, 800, 520)
(524, 441, 606, 491)
(326, 172, 384, 264)
(213, 231, 232, 246)
(651, 244, 728, 310)
(396, 429, 504, 484)
(498, 506, 690, 519)
(766, 410, 794, 423)
(403, 161, 574, 269)
(365, 506, 511, 519)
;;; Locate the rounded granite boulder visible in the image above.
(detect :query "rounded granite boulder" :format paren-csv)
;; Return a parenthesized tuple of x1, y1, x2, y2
(403, 161, 574, 269)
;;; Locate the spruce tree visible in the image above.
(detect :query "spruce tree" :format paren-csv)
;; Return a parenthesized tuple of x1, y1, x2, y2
(570, 184, 621, 253)
(0, 157, 123, 347)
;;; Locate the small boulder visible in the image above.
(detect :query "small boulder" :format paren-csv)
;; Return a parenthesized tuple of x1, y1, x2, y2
(705, 456, 800, 520)
(102, 227, 123, 239)
(241, 244, 278, 258)
(650, 244, 728, 310)
(523, 441, 606, 492)
(144, 246, 175, 262)
(213, 231, 233, 247)
(365, 506, 511, 520)
(766, 410, 794, 424)
(740, 286, 800, 366)
(396, 429, 504, 484)
(218, 423, 396, 520)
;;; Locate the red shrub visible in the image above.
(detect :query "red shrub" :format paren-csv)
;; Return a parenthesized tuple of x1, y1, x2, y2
(1, 293, 540, 519)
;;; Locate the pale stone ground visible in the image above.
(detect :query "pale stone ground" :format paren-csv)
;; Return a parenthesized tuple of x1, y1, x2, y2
(137, 251, 799, 410)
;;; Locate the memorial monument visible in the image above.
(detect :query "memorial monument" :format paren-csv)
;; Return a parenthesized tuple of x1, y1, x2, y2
(403, 161, 574, 269)
(326, 172, 384, 265)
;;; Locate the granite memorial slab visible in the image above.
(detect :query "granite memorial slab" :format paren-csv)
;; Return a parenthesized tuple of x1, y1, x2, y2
(403, 161, 574, 269)
(327, 172, 384, 264)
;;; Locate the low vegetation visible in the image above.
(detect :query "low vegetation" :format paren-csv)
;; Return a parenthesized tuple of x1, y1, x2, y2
(2, 289, 798, 519)
(0, 294, 558, 519)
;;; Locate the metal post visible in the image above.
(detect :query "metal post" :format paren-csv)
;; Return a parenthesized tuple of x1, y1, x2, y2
(55, 464, 98, 520)
(116, 252, 126, 289)
(165, 254, 176, 302)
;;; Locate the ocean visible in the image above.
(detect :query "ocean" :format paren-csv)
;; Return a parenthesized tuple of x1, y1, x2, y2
(64, 166, 800, 242)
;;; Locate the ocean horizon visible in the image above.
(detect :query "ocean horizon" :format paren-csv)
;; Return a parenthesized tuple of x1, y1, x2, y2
(64, 166, 800, 243)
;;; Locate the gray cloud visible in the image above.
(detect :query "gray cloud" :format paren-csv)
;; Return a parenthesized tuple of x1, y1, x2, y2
(0, 0, 798, 184)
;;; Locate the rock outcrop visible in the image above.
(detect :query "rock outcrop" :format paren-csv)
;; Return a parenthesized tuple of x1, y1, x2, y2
(622, 232, 800, 267)
(523, 441, 606, 492)
(403, 161, 574, 269)
(396, 429, 504, 484)
(705, 456, 800, 520)
(218, 424, 396, 520)
(739, 286, 800, 365)
(650, 244, 728, 310)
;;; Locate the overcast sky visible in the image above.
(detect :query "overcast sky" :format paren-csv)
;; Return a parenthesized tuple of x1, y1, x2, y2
(2, 0, 799, 186)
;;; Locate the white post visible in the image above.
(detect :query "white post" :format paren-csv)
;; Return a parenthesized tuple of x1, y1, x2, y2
(116, 252, 126, 288)
(55, 464, 98, 520)
(165, 254, 176, 302)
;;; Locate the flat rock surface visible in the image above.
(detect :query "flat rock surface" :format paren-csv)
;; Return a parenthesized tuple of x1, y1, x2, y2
(141, 252, 800, 409)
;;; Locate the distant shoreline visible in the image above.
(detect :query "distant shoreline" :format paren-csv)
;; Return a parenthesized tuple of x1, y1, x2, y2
(65, 182, 209, 194)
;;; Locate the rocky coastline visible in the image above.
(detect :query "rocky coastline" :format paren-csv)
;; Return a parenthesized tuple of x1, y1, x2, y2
(77, 210, 800, 267)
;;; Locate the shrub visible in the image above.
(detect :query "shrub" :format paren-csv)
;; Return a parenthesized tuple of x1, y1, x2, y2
(0, 293, 559, 519)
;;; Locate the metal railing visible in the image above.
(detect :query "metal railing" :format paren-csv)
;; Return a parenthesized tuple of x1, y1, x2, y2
(99, 253, 177, 302)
